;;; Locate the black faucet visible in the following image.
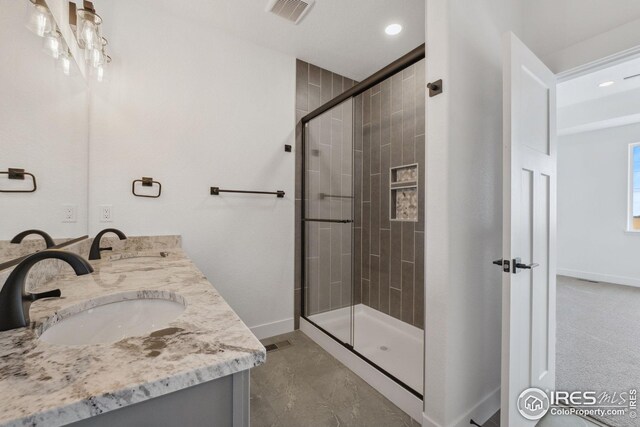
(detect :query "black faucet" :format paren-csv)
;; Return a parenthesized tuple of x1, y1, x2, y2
(0, 250, 93, 331)
(89, 228, 127, 260)
(10, 229, 56, 249)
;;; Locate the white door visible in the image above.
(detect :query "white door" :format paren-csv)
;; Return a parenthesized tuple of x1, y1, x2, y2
(500, 32, 557, 427)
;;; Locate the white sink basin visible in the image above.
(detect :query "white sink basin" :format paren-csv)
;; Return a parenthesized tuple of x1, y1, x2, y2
(40, 293, 186, 346)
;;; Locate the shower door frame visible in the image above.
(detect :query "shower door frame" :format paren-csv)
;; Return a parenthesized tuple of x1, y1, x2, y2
(300, 43, 426, 400)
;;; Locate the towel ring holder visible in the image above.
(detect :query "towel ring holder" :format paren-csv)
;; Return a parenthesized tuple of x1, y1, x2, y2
(0, 168, 37, 193)
(132, 177, 161, 198)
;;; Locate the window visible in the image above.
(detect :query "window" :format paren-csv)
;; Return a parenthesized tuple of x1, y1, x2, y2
(630, 143, 640, 231)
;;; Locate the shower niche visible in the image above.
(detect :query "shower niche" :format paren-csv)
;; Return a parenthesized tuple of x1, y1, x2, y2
(390, 164, 418, 222)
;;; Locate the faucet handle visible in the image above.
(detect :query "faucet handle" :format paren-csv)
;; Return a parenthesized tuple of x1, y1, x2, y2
(29, 289, 62, 301)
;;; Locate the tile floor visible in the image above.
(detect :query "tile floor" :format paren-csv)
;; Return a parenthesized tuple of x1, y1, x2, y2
(250, 331, 420, 427)
(253, 276, 629, 427)
(250, 333, 600, 427)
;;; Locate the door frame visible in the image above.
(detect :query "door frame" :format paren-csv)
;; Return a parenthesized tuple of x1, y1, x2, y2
(555, 46, 640, 82)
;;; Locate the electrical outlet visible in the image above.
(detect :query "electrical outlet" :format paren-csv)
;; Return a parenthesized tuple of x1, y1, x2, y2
(100, 205, 113, 222)
(62, 204, 77, 223)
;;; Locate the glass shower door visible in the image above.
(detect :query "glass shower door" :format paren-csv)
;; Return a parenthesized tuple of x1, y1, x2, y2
(350, 61, 425, 395)
(303, 99, 354, 345)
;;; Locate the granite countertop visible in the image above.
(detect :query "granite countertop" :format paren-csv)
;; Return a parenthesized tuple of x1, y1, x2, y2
(0, 248, 266, 426)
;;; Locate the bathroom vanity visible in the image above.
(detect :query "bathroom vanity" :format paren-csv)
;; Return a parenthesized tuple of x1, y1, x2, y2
(0, 238, 265, 427)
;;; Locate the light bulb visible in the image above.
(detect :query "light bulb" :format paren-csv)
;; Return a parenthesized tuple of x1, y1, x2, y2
(85, 37, 107, 68)
(86, 48, 103, 67)
(43, 30, 63, 59)
(76, 9, 102, 49)
(61, 56, 71, 75)
(57, 49, 76, 76)
(83, 24, 97, 47)
(91, 55, 110, 82)
(26, 4, 53, 37)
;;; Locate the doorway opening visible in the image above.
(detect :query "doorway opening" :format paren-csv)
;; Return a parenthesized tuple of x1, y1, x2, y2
(555, 53, 640, 427)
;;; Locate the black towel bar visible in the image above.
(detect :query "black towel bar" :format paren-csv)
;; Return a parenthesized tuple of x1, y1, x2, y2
(210, 187, 285, 198)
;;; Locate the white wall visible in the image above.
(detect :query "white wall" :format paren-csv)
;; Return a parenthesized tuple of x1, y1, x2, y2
(0, 0, 88, 240)
(424, 1, 523, 426)
(88, 0, 296, 334)
(424, 2, 640, 425)
(558, 123, 640, 287)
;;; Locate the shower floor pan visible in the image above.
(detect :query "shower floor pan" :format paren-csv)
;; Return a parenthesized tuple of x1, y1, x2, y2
(307, 304, 424, 394)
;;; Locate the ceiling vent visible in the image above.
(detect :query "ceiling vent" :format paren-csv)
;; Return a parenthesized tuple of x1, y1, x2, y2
(266, 0, 315, 25)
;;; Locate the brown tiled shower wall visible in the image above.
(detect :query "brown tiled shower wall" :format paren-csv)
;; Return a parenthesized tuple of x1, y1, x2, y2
(294, 58, 425, 330)
(353, 59, 425, 329)
(294, 60, 356, 328)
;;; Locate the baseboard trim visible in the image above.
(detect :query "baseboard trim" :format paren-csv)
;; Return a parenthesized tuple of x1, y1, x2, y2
(422, 412, 443, 427)
(422, 387, 500, 427)
(451, 387, 500, 427)
(250, 318, 294, 340)
(558, 269, 640, 288)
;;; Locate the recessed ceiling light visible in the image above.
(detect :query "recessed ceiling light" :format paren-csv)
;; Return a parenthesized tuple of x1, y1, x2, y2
(385, 24, 402, 36)
(598, 80, 615, 88)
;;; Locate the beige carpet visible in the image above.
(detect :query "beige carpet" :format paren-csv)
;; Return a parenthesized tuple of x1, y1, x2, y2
(557, 276, 640, 427)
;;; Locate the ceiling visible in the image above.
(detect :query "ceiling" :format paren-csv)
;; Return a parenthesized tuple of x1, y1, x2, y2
(149, 0, 425, 81)
(558, 56, 640, 107)
(523, 0, 640, 58)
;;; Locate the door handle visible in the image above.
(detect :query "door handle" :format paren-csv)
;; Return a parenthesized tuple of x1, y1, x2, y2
(492, 258, 510, 273)
(512, 257, 539, 273)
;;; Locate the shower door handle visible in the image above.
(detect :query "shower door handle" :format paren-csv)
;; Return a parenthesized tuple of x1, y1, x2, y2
(303, 218, 353, 224)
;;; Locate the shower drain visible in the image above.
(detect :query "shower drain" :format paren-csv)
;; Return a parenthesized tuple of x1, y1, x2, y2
(379, 345, 389, 351)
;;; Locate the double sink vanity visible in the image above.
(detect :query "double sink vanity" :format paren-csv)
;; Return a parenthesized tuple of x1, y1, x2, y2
(2, 5, 266, 425)
(0, 233, 265, 427)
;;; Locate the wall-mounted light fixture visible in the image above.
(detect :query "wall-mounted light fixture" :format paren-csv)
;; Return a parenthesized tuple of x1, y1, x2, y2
(70, 1, 112, 82)
(25, 0, 77, 76)
(24, 0, 112, 80)
(25, 0, 54, 37)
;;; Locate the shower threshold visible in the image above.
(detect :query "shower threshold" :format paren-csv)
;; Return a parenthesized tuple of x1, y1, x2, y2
(301, 304, 424, 421)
